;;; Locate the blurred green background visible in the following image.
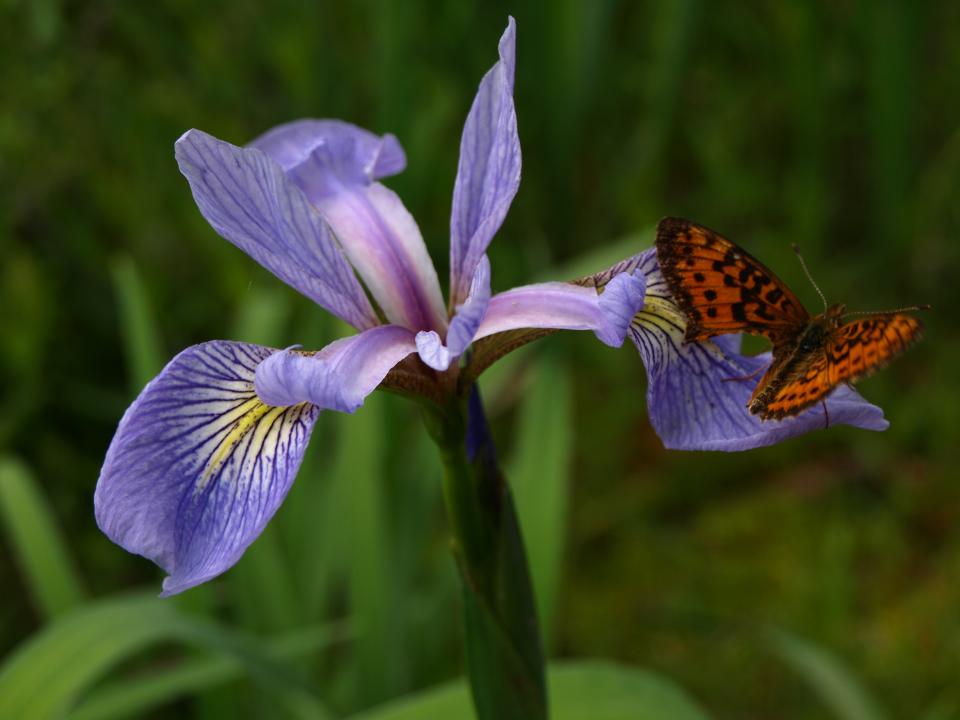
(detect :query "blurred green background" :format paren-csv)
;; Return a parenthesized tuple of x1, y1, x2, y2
(2, 1, 959, 718)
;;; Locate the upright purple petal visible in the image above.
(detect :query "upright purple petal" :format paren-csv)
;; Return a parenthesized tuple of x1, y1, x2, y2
(449, 17, 521, 306)
(250, 119, 406, 180)
(416, 255, 492, 371)
(175, 130, 379, 331)
(252, 123, 446, 334)
(95, 342, 318, 595)
(631, 256, 889, 450)
(255, 325, 418, 412)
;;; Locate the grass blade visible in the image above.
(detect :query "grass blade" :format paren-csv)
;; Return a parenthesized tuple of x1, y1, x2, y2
(508, 355, 574, 647)
(68, 620, 355, 720)
(0, 456, 86, 618)
(0, 594, 333, 720)
(334, 392, 405, 706)
(770, 629, 888, 720)
(349, 660, 710, 720)
(109, 256, 163, 393)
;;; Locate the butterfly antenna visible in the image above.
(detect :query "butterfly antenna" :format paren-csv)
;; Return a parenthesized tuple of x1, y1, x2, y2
(842, 304, 932, 318)
(791, 243, 828, 311)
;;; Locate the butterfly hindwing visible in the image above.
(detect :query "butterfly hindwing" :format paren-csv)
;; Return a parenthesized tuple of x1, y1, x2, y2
(655, 217, 809, 344)
(826, 314, 924, 386)
(750, 351, 832, 420)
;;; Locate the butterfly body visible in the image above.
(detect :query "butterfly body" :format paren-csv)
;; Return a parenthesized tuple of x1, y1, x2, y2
(655, 217, 925, 421)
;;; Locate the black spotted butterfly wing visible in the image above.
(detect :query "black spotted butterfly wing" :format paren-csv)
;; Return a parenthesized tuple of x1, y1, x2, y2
(655, 217, 925, 420)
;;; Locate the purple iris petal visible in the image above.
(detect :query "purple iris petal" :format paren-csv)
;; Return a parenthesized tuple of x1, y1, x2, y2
(175, 130, 379, 331)
(315, 179, 447, 333)
(631, 258, 889, 451)
(416, 255, 492, 371)
(254, 325, 418, 411)
(473, 271, 646, 348)
(95, 341, 318, 596)
(250, 119, 405, 181)
(255, 122, 445, 333)
(449, 17, 520, 306)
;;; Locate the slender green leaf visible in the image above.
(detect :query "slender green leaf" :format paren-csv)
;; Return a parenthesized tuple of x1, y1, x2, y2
(68, 620, 355, 720)
(230, 282, 291, 347)
(109, 255, 163, 392)
(0, 456, 86, 618)
(349, 660, 710, 720)
(0, 594, 332, 720)
(770, 629, 888, 720)
(509, 355, 573, 647)
(336, 392, 406, 706)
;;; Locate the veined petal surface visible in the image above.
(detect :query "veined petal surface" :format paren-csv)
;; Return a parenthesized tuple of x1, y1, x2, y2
(631, 255, 889, 451)
(250, 119, 405, 181)
(416, 255, 492, 371)
(175, 129, 378, 331)
(449, 17, 520, 306)
(95, 341, 318, 595)
(255, 325, 418, 411)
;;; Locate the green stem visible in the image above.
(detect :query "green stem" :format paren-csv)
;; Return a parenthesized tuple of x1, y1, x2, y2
(422, 389, 547, 720)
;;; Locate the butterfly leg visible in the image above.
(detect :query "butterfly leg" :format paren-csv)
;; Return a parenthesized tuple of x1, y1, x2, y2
(721, 366, 765, 383)
(821, 399, 830, 429)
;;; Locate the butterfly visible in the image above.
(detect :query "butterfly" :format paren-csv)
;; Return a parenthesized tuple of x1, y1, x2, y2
(655, 217, 928, 421)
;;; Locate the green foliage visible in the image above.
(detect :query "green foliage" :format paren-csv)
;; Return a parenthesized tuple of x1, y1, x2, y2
(3, 0, 959, 718)
(509, 355, 574, 645)
(769, 630, 888, 720)
(0, 457, 86, 619)
(349, 661, 710, 720)
(0, 594, 335, 720)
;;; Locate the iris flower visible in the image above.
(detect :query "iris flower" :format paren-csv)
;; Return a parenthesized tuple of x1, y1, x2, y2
(95, 18, 886, 596)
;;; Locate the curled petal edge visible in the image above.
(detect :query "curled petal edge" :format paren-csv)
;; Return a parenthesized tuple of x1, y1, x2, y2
(473, 270, 646, 348)
(255, 325, 419, 412)
(416, 255, 492, 371)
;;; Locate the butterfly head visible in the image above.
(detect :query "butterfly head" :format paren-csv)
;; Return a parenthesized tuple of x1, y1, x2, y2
(825, 303, 847, 325)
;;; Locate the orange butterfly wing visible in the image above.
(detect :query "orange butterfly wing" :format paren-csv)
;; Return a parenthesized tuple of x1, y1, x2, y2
(752, 351, 833, 420)
(750, 314, 924, 420)
(655, 217, 809, 346)
(826, 314, 924, 386)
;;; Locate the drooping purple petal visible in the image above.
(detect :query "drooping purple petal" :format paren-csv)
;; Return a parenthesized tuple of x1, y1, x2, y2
(472, 270, 646, 348)
(254, 325, 418, 412)
(95, 341, 318, 596)
(416, 255, 491, 370)
(250, 119, 405, 181)
(175, 130, 379, 331)
(631, 259, 889, 451)
(449, 17, 520, 306)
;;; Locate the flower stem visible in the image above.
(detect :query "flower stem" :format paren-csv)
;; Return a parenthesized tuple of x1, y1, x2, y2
(422, 387, 548, 720)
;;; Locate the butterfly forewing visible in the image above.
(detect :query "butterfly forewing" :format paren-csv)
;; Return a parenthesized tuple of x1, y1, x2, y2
(656, 217, 927, 422)
(655, 217, 809, 344)
(826, 314, 924, 386)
